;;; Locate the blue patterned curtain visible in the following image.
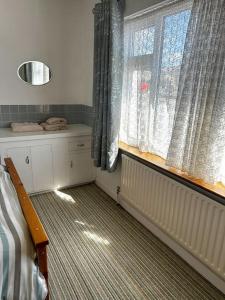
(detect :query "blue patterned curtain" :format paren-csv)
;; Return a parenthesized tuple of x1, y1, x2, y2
(92, 0, 125, 171)
(166, 0, 225, 184)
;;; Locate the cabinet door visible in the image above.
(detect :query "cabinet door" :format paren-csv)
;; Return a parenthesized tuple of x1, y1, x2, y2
(6, 147, 34, 193)
(52, 145, 70, 190)
(69, 151, 94, 186)
(31, 145, 54, 192)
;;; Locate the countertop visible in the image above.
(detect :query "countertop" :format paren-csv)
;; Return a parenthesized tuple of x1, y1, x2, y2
(0, 124, 92, 143)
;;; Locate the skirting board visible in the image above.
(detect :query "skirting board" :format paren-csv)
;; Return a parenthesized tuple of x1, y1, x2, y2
(119, 194, 225, 295)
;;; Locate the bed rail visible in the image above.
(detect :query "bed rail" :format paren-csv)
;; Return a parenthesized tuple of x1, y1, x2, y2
(4, 157, 49, 299)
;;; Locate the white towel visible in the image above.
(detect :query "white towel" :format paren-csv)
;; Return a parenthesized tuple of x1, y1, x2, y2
(46, 117, 67, 125)
(11, 122, 43, 132)
(40, 122, 68, 131)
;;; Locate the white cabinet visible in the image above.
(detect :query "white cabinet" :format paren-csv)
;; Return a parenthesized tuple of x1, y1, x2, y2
(52, 143, 70, 189)
(69, 150, 95, 186)
(67, 136, 95, 186)
(68, 136, 91, 152)
(0, 125, 95, 194)
(31, 145, 54, 192)
(6, 147, 34, 193)
(5, 144, 54, 193)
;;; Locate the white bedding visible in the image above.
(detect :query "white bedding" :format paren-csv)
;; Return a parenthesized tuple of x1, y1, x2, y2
(0, 165, 48, 300)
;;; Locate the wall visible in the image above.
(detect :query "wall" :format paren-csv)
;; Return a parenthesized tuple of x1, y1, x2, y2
(63, 0, 97, 106)
(0, 0, 95, 106)
(125, 0, 165, 16)
(96, 163, 121, 201)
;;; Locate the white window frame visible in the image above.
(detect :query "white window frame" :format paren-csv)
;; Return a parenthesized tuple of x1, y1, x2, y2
(124, 0, 192, 99)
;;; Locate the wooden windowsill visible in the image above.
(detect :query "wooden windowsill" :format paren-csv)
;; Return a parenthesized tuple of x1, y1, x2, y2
(119, 141, 225, 204)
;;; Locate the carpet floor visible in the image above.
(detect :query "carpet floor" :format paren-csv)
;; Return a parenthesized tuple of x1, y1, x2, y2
(31, 184, 225, 300)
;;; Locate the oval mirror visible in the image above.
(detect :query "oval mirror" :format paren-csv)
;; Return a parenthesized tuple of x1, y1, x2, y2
(17, 61, 52, 86)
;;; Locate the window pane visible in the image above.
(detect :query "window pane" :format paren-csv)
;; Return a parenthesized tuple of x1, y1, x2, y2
(133, 26, 155, 56)
(158, 10, 190, 98)
(153, 10, 190, 156)
(162, 10, 190, 68)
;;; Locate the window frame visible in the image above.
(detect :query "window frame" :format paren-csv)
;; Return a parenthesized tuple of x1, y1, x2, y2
(124, 0, 192, 103)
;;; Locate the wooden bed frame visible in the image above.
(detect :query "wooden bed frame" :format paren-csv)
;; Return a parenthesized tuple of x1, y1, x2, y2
(5, 158, 49, 300)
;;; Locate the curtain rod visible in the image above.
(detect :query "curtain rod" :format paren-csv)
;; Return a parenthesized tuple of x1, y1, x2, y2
(125, 0, 190, 21)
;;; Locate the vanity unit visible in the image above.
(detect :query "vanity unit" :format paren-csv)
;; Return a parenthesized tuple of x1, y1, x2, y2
(0, 124, 95, 193)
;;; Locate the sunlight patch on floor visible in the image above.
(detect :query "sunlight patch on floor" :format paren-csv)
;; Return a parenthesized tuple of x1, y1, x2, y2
(75, 220, 96, 229)
(75, 220, 86, 226)
(54, 190, 76, 203)
(83, 231, 110, 245)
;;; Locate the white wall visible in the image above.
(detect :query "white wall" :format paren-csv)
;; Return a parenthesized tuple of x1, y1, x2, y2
(96, 163, 121, 201)
(63, 0, 97, 106)
(125, 0, 165, 16)
(0, 0, 95, 105)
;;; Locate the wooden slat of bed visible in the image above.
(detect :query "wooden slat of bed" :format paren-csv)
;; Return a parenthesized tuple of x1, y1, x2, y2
(5, 158, 49, 247)
(4, 157, 49, 299)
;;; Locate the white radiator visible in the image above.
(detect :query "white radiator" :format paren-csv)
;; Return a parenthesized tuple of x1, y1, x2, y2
(120, 154, 225, 280)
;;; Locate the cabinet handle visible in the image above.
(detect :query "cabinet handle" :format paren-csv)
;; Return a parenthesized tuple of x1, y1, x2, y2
(70, 160, 73, 168)
(25, 156, 29, 164)
(77, 143, 85, 147)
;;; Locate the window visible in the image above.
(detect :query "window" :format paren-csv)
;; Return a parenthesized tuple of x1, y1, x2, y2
(120, 2, 191, 159)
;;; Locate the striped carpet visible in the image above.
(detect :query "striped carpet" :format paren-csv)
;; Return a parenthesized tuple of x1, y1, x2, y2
(31, 184, 225, 300)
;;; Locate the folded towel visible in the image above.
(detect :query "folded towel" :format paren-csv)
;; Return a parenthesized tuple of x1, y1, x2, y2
(11, 122, 43, 132)
(46, 117, 67, 125)
(40, 123, 68, 131)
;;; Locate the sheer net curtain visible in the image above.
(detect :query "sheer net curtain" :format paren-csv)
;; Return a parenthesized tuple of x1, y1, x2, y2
(120, 3, 191, 158)
(166, 0, 225, 185)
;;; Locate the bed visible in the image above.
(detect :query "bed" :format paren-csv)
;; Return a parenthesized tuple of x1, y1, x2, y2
(0, 158, 49, 300)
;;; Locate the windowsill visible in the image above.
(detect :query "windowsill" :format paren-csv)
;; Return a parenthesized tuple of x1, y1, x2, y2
(119, 141, 225, 205)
